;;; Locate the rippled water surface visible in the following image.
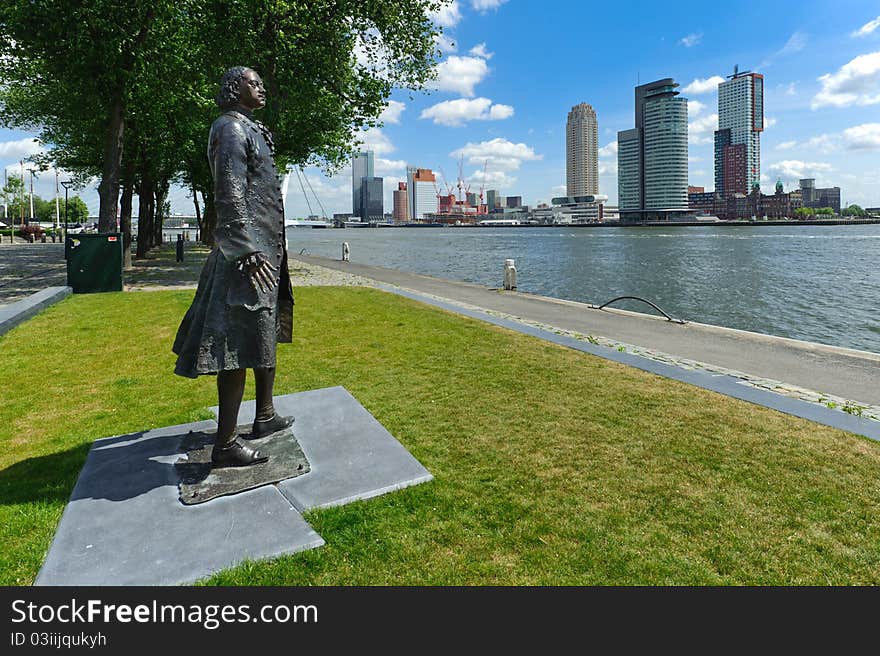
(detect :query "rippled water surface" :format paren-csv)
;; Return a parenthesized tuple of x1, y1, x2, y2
(285, 224, 880, 353)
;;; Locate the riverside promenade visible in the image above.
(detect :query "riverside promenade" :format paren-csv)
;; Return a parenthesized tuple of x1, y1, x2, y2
(291, 254, 880, 412)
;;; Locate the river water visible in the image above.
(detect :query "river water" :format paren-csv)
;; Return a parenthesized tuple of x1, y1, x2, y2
(285, 224, 880, 354)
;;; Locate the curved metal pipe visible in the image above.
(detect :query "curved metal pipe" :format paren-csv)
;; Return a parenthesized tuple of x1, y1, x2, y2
(299, 248, 308, 255)
(591, 296, 686, 324)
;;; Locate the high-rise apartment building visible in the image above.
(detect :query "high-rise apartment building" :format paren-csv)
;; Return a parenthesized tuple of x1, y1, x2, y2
(566, 103, 599, 196)
(617, 78, 689, 221)
(352, 151, 374, 216)
(485, 189, 498, 210)
(406, 167, 437, 220)
(393, 182, 409, 222)
(714, 67, 763, 196)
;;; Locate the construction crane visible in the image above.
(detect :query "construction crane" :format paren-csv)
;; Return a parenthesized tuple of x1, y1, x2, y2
(478, 159, 488, 214)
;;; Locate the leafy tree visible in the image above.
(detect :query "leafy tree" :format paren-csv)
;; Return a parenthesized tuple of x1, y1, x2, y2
(1, 1, 447, 247)
(842, 204, 866, 217)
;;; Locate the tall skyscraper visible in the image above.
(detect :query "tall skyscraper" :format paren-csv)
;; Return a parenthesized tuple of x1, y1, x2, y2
(352, 151, 374, 216)
(406, 167, 437, 220)
(617, 78, 689, 221)
(714, 67, 763, 196)
(359, 177, 384, 221)
(566, 103, 599, 196)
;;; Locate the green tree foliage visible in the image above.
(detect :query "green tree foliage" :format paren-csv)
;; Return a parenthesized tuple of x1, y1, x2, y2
(1, 1, 448, 249)
(842, 204, 866, 217)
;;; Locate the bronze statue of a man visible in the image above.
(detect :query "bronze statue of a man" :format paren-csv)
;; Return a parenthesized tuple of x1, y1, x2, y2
(172, 66, 294, 467)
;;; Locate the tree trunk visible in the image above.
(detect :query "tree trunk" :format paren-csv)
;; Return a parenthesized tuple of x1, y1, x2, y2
(119, 159, 135, 270)
(135, 171, 154, 259)
(97, 95, 124, 233)
(153, 180, 169, 248)
(191, 183, 202, 239)
(201, 190, 216, 246)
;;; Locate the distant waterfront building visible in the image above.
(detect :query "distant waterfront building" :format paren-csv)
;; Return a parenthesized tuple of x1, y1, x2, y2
(485, 189, 498, 210)
(393, 182, 409, 222)
(359, 176, 384, 221)
(566, 103, 599, 197)
(466, 191, 477, 207)
(352, 151, 374, 217)
(406, 167, 437, 220)
(799, 178, 840, 213)
(506, 196, 522, 209)
(688, 186, 705, 194)
(550, 194, 608, 224)
(714, 67, 763, 196)
(617, 78, 689, 221)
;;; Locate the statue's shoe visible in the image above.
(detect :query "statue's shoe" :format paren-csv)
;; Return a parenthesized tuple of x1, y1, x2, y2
(250, 413, 295, 439)
(211, 439, 269, 468)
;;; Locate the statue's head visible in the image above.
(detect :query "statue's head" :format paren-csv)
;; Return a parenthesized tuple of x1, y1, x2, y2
(216, 66, 265, 111)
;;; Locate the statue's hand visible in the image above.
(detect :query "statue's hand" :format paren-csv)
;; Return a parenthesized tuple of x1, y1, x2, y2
(238, 252, 277, 294)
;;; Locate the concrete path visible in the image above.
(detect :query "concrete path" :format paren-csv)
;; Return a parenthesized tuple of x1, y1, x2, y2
(0, 243, 67, 305)
(291, 255, 880, 408)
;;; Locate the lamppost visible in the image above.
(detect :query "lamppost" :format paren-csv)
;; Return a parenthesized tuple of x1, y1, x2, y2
(60, 180, 72, 258)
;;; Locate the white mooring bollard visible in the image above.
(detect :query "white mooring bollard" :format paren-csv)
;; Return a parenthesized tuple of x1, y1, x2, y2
(503, 258, 517, 290)
(342, 241, 350, 261)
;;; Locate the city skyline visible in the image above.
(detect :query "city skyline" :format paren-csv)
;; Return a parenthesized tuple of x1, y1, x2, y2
(2, 1, 879, 218)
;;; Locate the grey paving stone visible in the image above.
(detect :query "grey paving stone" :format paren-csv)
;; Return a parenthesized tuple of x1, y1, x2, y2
(0, 286, 71, 337)
(35, 420, 324, 586)
(215, 387, 434, 511)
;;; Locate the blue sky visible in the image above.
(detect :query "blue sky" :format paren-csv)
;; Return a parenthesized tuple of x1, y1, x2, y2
(2, 0, 879, 219)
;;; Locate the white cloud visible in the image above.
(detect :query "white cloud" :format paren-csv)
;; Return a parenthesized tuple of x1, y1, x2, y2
(852, 16, 880, 38)
(811, 51, 880, 109)
(359, 127, 396, 155)
(420, 97, 514, 126)
(375, 157, 407, 176)
(785, 82, 797, 96)
(688, 99, 706, 116)
(379, 100, 406, 124)
(777, 140, 797, 150)
(679, 33, 702, 48)
(599, 161, 618, 176)
(0, 137, 43, 160)
(759, 31, 809, 69)
(431, 1, 462, 28)
(803, 134, 837, 153)
(681, 76, 725, 95)
(766, 160, 833, 185)
(451, 137, 542, 171)
(781, 31, 808, 55)
(434, 33, 457, 53)
(842, 122, 880, 149)
(469, 168, 515, 189)
(469, 43, 493, 59)
(551, 183, 567, 195)
(598, 141, 618, 157)
(433, 55, 490, 97)
(765, 116, 777, 128)
(688, 113, 718, 144)
(471, 0, 509, 12)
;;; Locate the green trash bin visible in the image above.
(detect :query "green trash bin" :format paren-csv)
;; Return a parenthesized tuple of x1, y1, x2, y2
(66, 233, 123, 293)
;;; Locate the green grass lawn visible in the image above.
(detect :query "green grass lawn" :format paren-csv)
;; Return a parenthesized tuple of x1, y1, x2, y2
(2, 286, 879, 585)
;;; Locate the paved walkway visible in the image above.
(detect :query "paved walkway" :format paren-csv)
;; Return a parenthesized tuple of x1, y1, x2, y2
(291, 255, 880, 414)
(0, 243, 67, 305)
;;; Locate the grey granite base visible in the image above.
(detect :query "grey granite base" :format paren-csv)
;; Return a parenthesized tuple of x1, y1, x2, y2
(35, 421, 324, 586)
(213, 386, 434, 510)
(37, 387, 432, 585)
(0, 286, 71, 337)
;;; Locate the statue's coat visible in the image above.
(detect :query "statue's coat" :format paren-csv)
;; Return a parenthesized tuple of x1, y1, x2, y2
(172, 109, 293, 378)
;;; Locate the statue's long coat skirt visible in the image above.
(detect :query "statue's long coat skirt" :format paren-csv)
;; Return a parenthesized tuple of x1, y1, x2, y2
(172, 109, 294, 378)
